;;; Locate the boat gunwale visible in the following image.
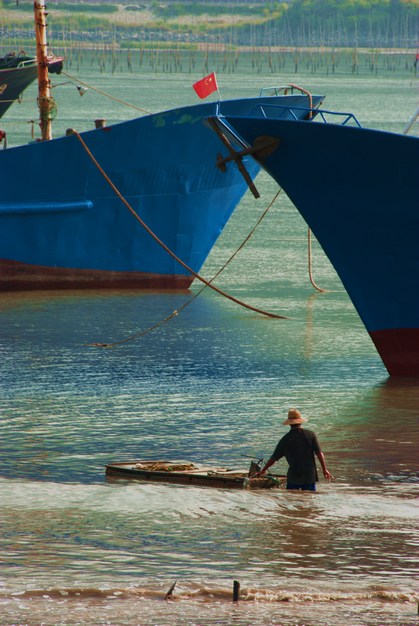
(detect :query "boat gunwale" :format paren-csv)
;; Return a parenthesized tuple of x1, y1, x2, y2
(105, 460, 285, 489)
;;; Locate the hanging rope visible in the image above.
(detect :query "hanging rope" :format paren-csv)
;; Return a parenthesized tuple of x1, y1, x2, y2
(88, 189, 283, 347)
(61, 70, 152, 115)
(307, 227, 327, 293)
(70, 130, 286, 339)
(288, 83, 313, 119)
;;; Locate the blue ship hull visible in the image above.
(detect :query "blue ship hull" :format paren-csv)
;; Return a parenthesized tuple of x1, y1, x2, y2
(0, 94, 322, 290)
(218, 115, 419, 377)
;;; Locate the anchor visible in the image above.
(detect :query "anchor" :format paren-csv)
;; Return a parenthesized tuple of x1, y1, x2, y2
(207, 116, 280, 199)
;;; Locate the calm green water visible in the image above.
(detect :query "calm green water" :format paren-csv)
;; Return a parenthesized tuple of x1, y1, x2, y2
(0, 53, 418, 625)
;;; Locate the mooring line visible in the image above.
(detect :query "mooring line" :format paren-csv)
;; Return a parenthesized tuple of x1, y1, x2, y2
(61, 70, 152, 115)
(307, 227, 327, 293)
(89, 189, 283, 347)
(70, 129, 287, 347)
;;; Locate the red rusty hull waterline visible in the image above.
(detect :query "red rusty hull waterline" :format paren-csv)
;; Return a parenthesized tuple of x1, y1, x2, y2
(0, 260, 192, 291)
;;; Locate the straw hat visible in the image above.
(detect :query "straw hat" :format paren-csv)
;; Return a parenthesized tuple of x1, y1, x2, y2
(283, 408, 306, 425)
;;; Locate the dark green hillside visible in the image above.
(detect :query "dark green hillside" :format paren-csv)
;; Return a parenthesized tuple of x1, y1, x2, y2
(1, 0, 418, 48)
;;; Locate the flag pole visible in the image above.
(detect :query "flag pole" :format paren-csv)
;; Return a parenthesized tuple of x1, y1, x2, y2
(214, 72, 222, 100)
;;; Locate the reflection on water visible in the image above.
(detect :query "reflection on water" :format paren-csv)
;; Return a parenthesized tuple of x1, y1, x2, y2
(323, 379, 419, 484)
(1, 66, 418, 625)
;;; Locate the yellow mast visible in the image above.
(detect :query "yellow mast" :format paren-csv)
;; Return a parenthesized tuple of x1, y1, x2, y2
(34, 0, 53, 140)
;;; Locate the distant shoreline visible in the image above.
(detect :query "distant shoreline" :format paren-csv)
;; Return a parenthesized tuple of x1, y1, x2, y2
(1, 42, 415, 54)
(2, 1, 418, 50)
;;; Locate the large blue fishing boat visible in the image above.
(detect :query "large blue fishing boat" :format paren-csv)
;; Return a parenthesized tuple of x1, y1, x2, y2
(211, 110, 419, 377)
(0, 1, 324, 291)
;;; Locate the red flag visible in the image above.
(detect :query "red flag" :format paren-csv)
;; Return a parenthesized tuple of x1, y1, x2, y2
(193, 72, 218, 99)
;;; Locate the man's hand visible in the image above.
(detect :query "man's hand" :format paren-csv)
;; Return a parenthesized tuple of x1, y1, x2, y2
(251, 469, 266, 478)
(323, 469, 335, 481)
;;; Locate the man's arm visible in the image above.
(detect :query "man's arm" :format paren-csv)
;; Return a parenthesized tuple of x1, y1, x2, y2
(254, 457, 275, 477)
(252, 438, 284, 477)
(316, 451, 334, 481)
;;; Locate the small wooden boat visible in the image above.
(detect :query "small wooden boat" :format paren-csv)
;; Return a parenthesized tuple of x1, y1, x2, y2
(105, 460, 285, 490)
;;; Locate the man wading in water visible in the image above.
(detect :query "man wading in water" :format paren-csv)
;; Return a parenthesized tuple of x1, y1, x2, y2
(255, 408, 334, 491)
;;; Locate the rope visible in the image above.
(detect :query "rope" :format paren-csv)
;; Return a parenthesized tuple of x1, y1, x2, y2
(70, 129, 286, 339)
(38, 95, 57, 122)
(88, 189, 283, 347)
(289, 83, 313, 118)
(307, 227, 327, 293)
(61, 70, 152, 115)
